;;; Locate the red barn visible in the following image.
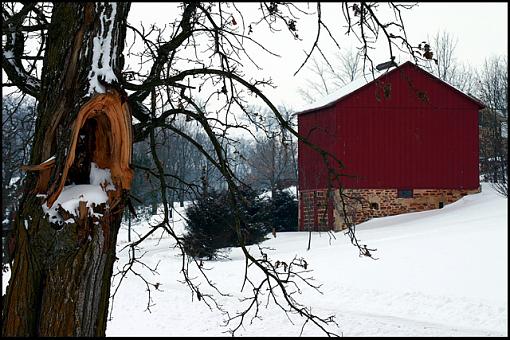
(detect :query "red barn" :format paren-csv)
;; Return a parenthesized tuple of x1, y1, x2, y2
(296, 61, 484, 231)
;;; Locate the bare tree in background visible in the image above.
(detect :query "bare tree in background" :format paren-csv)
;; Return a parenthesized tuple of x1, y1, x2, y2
(2, 96, 36, 265)
(476, 56, 508, 196)
(131, 116, 220, 214)
(425, 32, 506, 196)
(431, 31, 457, 83)
(427, 31, 476, 93)
(2, 2, 423, 336)
(299, 49, 363, 103)
(244, 106, 297, 196)
(245, 131, 295, 195)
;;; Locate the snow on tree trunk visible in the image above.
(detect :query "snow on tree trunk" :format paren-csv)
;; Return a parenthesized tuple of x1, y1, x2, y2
(2, 3, 132, 336)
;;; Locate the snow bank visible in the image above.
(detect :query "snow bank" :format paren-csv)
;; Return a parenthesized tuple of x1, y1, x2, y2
(4, 184, 505, 336)
(104, 182, 507, 336)
(116, 202, 190, 245)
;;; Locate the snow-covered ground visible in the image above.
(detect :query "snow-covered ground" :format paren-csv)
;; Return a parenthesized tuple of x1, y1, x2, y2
(2, 183, 507, 336)
(105, 183, 507, 336)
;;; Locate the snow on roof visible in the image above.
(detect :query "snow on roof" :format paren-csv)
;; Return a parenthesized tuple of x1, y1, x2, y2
(294, 61, 484, 115)
(295, 69, 387, 115)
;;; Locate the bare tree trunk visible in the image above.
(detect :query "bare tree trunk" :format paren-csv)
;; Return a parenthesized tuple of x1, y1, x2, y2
(2, 3, 132, 336)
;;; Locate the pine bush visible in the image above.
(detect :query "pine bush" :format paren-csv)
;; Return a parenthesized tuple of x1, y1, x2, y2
(183, 187, 270, 259)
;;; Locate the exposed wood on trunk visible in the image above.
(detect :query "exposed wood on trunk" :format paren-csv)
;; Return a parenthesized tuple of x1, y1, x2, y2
(21, 157, 56, 171)
(45, 89, 133, 207)
(22, 89, 133, 208)
(21, 158, 56, 193)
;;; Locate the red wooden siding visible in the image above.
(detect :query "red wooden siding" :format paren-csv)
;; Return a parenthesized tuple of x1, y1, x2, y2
(298, 62, 482, 191)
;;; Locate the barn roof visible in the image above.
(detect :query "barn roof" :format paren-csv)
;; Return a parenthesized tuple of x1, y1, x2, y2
(295, 61, 484, 116)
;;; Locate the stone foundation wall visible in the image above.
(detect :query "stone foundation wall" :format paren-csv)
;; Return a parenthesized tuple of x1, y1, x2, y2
(300, 191, 315, 230)
(299, 187, 480, 231)
(300, 190, 331, 231)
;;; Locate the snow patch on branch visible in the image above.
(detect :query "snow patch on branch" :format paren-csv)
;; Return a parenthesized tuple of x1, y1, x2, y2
(87, 2, 118, 95)
(42, 162, 116, 224)
(3, 26, 39, 88)
(41, 155, 56, 164)
(2, 26, 17, 61)
(9, 176, 21, 187)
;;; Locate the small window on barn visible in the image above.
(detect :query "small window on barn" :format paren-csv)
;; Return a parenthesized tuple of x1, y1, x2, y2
(397, 189, 413, 198)
(438, 202, 444, 209)
(370, 202, 379, 210)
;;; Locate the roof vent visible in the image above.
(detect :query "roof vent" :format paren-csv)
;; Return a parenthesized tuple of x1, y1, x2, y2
(376, 58, 398, 71)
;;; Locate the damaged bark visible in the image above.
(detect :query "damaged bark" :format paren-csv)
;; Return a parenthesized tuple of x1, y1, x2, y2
(2, 3, 132, 336)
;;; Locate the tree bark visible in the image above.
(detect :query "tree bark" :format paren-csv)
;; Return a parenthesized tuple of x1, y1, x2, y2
(2, 3, 132, 336)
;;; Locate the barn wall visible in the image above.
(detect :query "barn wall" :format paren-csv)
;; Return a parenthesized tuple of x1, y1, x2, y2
(298, 105, 337, 190)
(298, 62, 481, 192)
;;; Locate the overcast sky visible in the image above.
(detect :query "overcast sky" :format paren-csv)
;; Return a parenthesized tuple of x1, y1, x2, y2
(401, 2, 507, 66)
(129, 2, 507, 110)
(252, 2, 508, 108)
(3, 3, 508, 111)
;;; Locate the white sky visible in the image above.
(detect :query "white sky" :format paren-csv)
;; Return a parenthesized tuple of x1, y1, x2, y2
(403, 2, 507, 66)
(128, 2, 508, 110)
(3, 3, 507, 111)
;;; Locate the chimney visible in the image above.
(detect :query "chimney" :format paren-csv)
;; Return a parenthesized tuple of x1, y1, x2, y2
(376, 58, 397, 71)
